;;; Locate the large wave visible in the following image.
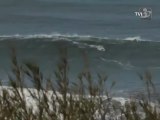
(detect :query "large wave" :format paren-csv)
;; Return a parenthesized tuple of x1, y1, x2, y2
(0, 33, 155, 53)
(0, 33, 151, 42)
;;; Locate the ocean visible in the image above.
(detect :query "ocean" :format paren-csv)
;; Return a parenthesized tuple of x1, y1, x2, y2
(0, 0, 160, 97)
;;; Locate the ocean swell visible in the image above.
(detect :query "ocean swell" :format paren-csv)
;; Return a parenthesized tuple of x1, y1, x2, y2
(0, 33, 151, 42)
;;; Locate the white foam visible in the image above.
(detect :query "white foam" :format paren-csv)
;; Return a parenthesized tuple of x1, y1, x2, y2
(0, 86, 128, 108)
(88, 44, 106, 51)
(72, 41, 106, 51)
(124, 36, 142, 41)
(102, 59, 136, 69)
(123, 36, 152, 42)
(0, 33, 151, 42)
(0, 33, 92, 39)
(112, 97, 129, 106)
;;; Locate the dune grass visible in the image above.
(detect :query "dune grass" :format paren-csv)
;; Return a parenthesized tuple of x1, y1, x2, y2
(0, 48, 159, 120)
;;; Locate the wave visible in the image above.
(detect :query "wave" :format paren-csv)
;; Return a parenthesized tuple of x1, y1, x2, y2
(0, 33, 93, 39)
(73, 41, 106, 51)
(0, 33, 152, 42)
(100, 58, 136, 69)
(124, 36, 142, 41)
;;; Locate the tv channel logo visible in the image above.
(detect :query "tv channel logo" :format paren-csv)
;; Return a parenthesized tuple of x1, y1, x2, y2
(135, 8, 152, 19)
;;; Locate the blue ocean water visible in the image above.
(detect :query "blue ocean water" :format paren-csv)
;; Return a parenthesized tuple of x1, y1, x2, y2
(0, 0, 160, 96)
(0, 0, 160, 40)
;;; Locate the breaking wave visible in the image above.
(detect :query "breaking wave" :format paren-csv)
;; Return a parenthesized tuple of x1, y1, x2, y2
(100, 58, 136, 69)
(0, 33, 151, 42)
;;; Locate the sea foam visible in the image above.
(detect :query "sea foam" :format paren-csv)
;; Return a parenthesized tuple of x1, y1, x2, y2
(0, 33, 151, 42)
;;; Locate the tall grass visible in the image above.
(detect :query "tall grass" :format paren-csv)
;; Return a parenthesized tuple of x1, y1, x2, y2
(0, 48, 159, 120)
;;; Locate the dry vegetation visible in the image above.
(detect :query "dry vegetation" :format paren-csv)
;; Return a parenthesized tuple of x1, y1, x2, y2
(0, 48, 159, 120)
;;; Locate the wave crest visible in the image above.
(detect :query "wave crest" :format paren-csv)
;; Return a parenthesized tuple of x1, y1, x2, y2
(0, 33, 150, 42)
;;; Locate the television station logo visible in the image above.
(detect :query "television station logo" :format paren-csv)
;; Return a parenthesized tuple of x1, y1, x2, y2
(135, 8, 152, 19)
